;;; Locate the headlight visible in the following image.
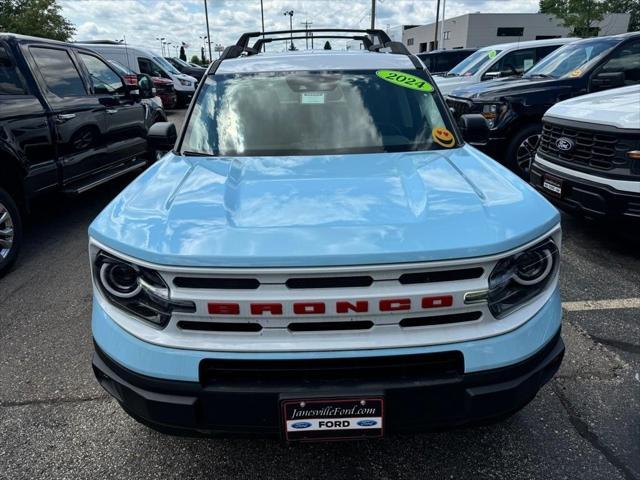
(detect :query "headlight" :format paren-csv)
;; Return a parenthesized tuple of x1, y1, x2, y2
(178, 79, 192, 86)
(487, 238, 559, 318)
(94, 252, 195, 327)
(481, 103, 505, 128)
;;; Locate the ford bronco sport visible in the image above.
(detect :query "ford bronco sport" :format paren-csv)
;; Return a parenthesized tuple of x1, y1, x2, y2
(89, 29, 564, 440)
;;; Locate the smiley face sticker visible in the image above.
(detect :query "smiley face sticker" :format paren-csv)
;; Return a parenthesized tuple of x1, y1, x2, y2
(433, 127, 456, 148)
(487, 50, 497, 59)
(569, 69, 583, 78)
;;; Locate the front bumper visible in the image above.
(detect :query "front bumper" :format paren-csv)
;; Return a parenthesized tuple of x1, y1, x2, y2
(93, 330, 563, 437)
(92, 289, 564, 437)
(531, 158, 640, 222)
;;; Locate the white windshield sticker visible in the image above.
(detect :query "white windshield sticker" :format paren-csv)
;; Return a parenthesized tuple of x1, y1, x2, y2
(301, 92, 325, 104)
(523, 59, 534, 71)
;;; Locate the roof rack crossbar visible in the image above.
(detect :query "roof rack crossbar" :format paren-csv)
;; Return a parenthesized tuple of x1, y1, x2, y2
(218, 28, 423, 70)
(223, 29, 392, 60)
(251, 35, 373, 53)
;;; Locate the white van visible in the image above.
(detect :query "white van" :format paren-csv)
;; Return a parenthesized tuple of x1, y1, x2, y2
(76, 42, 197, 107)
(434, 37, 579, 95)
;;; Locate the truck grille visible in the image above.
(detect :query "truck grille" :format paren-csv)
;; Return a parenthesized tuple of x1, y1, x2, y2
(538, 120, 639, 177)
(445, 96, 474, 119)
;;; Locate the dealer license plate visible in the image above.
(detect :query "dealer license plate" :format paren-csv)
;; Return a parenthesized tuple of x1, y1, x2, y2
(542, 175, 563, 197)
(282, 397, 384, 442)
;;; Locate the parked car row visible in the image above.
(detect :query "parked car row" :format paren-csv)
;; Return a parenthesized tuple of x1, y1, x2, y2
(423, 31, 640, 226)
(0, 33, 171, 275)
(75, 41, 198, 107)
(441, 32, 640, 178)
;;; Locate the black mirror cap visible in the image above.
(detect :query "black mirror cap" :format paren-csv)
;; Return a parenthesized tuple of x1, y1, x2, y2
(592, 71, 625, 89)
(147, 122, 177, 151)
(458, 114, 490, 145)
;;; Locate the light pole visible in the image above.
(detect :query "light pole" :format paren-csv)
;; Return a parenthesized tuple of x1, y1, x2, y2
(199, 35, 208, 62)
(204, 0, 212, 61)
(260, 0, 266, 51)
(283, 10, 294, 51)
(370, 0, 376, 29)
(439, 0, 447, 50)
(434, 0, 440, 51)
(156, 37, 166, 55)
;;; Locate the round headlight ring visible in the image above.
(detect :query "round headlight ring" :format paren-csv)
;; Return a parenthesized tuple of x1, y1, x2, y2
(99, 261, 142, 298)
(513, 247, 554, 286)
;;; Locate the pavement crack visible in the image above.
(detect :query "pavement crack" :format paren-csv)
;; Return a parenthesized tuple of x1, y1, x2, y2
(0, 394, 110, 408)
(590, 336, 640, 355)
(553, 384, 638, 480)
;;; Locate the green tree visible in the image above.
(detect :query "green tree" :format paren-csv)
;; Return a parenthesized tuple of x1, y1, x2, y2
(0, 0, 75, 41)
(607, 0, 640, 32)
(539, 0, 607, 36)
(323, 41, 332, 50)
(190, 55, 201, 65)
(179, 45, 187, 61)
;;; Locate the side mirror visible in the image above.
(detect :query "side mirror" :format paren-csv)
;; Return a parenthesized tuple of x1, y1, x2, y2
(458, 114, 490, 145)
(147, 122, 177, 151)
(483, 71, 501, 81)
(591, 72, 625, 90)
(136, 73, 155, 99)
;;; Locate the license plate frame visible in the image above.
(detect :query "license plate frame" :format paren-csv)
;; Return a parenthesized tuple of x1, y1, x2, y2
(542, 174, 563, 198)
(281, 396, 384, 442)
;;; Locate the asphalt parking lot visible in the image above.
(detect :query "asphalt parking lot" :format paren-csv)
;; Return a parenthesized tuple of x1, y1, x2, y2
(1, 109, 638, 480)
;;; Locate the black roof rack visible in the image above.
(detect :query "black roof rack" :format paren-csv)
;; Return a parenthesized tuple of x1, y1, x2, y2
(251, 35, 373, 54)
(217, 28, 422, 69)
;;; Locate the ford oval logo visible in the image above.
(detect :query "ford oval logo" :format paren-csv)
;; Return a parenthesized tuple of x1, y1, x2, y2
(556, 137, 575, 152)
(291, 422, 312, 429)
(357, 419, 378, 427)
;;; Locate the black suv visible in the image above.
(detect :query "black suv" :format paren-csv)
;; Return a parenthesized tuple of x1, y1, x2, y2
(417, 48, 477, 76)
(0, 33, 165, 275)
(164, 57, 206, 81)
(446, 32, 640, 177)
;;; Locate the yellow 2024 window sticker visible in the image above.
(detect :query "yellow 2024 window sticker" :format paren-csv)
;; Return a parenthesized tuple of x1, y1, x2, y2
(433, 127, 456, 148)
(570, 69, 583, 78)
(376, 70, 434, 92)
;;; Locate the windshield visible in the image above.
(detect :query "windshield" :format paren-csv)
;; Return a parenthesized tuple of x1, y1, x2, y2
(447, 49, 502, 77)
(153, 56, 180, 75)
(171, 57, 191, 68)
(108, 59, 134, 75)
(182, 70, 455, 156)
(524, 38, 619, 79)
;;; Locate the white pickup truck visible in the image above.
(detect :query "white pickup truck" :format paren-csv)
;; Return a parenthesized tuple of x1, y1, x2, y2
(531, 85, 640, 222)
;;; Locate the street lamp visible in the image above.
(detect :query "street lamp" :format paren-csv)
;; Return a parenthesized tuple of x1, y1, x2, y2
(283, 10, 294, 51)
(156, 37, 166, 55)
(199, 35, 208, 62)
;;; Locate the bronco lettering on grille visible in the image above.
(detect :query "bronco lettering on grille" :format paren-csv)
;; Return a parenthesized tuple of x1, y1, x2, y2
(207, 295, 454, 316)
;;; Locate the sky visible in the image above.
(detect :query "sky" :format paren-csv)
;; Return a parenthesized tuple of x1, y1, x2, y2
(59, 0, 541, 60)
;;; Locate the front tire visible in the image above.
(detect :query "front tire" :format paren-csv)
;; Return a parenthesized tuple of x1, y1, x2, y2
(505, 123, 542, 180)
(0, 188, 23, 277)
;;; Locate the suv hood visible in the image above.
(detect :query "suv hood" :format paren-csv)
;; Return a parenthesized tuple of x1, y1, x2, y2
(545, 85, 640, 129)
(449, 76, 570, 101)
(433, 75, 477, 95)
(89, 148, 559, 267)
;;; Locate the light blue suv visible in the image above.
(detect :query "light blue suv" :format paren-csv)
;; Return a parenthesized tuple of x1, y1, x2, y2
(89, 29, 564, 441)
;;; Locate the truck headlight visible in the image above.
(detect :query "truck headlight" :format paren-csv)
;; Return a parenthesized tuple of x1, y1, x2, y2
(481, 104, 505, 128)
(94, 252, 195, 327)
(488, 238, 559, 318)
(178, 79, 192, 87)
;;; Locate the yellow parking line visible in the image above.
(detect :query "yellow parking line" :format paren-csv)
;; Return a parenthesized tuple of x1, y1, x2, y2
(562, 298, 640, 312)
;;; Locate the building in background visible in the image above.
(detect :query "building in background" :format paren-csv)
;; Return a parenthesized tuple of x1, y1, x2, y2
(403, 13, 631, 53)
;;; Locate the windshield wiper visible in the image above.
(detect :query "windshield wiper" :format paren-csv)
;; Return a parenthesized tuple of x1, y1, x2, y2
(182, 150, 213, 157)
